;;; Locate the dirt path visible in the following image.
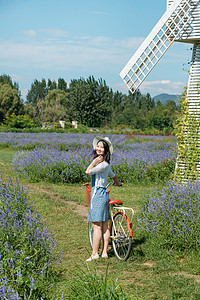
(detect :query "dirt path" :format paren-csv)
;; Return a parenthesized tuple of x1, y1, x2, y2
(29, 185, 89, 218)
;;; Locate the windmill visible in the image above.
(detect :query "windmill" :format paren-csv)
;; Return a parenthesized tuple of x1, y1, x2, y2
(120, 0, 200, 180)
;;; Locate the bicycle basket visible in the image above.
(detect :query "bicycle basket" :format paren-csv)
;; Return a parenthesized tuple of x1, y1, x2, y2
(86, 186, 110, 206)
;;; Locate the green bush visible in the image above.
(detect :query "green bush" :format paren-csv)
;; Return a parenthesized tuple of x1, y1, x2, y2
(4, 113, 35, 128)
(144, 158, 175, 182)
(64, 121, 73, 129)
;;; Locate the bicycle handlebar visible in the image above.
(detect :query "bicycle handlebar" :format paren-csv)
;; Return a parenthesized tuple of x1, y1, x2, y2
(106, 182, 114, 188)
(106, 182, 122, 188)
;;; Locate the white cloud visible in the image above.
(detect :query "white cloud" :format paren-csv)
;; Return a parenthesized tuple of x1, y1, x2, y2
(21, 88, 29, 100)
(87, 36, 111, 47)
(110, 80, 186, 97)
(22, 28, 69, 40)
(140, 80, 186, 97)
(10, 74, 24, 82)
(80, 36, 90, 40)
(22, 30, 37, 37)
(119, 37, 144, 50)
(0, 34, 136, 71)
(111, 82, 130, 94)
(0, 33, 190, 98)
(0, 42, 105, 69)
(40, 28, 68, 37)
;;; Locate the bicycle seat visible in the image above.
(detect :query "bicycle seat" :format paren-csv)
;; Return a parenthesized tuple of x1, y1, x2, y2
(109, 198, 123, 205)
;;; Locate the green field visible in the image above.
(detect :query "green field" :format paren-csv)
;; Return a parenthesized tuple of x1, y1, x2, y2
(1, 149, 200, 299)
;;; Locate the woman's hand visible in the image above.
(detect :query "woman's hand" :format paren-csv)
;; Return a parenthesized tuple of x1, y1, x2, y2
(93, 155, 104, 165)
(85, 155, 104, 175)
(112, 176, 122, 187)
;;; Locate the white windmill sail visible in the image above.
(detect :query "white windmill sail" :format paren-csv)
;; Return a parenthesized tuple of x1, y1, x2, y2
(170, 0, 200, 43)
(167, 0, 175, 8)
(120, 0, 193, 94)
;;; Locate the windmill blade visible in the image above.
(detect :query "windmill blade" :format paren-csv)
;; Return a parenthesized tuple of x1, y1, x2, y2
(120, 0, 193, 94)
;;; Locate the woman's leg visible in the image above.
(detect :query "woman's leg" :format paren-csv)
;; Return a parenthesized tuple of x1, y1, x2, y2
(102, 221, 110, 256)
(92, 222, 102, 256)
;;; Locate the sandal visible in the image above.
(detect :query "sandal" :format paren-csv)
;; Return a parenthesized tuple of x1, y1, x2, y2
(101, 253, 108, 259)
(86, 254, 100, 262)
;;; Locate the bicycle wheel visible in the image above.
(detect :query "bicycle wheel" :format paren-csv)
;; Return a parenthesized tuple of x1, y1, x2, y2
(111, 212, 132, 260)
(88, 221, 93, 249)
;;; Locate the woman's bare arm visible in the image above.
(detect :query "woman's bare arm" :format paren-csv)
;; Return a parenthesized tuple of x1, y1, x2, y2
(112, 176, 122, 187)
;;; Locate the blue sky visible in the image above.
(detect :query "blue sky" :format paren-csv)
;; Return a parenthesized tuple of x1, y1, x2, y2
(0, 0, 193, 100)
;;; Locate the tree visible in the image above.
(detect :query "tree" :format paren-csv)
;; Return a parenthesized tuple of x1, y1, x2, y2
(25, 89, 71, 124)
(112, 91, 124, 108)
(148, 100, 178, 131)
(0, 84, 24, 123)
(58, 78, 68, 92)
(40, 89, 70, 122)
(110, 89, 168, 130)
(69, 78, 89, 124)
(141, 93, 155, 110)
(26, 78, 68, 105)
(24, 101, 43, 126)
(0, 74, 19, 92)
(111, 90, 143, 127)
(69, 76, 112, 127)
(47, 79, 57, 90)
(86, 77, 112, 127)
(26, 79, 47, 105)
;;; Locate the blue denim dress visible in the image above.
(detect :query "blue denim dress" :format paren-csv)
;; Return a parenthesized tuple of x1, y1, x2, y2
(87, 174, 110, 222)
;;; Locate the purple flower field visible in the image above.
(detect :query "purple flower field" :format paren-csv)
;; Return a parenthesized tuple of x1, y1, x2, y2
(0, 176, 59, 298)
(0, 132, 175, 149)
(8, 133, 177, 183)
(137, 180, 200, 250)
(0, 132, 125, 149)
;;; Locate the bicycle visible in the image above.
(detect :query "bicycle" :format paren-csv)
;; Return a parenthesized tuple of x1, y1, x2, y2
(82, 182, 134, 261)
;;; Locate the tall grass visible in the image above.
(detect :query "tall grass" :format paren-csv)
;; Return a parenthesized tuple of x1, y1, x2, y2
(67, 264, 128, 300)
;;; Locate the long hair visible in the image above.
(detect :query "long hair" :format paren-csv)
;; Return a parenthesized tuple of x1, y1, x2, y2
(93, 140, 111, 163)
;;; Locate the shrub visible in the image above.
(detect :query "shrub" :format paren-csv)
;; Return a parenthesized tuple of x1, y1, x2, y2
(64, 122, 73, 129)
(144, 158, 176, 181)
(4, 113, 35, 128)
(137, 180, 200, 250)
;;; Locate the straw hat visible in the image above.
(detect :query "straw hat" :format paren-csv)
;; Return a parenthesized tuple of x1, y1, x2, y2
(93, 136, 113, 155)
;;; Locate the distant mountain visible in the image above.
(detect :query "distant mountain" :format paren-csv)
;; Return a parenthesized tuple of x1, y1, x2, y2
(153, 93, 181, 104)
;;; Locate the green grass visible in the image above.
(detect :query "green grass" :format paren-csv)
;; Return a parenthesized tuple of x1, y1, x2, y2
(1, 149, 200, 299)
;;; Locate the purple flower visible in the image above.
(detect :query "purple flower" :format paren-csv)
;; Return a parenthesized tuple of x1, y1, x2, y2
(11, 133, 176, 183)
(137, 180, 200, 250)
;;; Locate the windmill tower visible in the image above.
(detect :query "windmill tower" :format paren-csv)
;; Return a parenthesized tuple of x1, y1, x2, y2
(120, 0, 200, 181)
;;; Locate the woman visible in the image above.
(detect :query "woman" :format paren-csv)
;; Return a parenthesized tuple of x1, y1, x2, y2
(85, 136, 122, 262)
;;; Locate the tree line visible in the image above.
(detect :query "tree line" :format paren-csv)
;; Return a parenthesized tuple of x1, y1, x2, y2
(0, 74, 180, 132)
